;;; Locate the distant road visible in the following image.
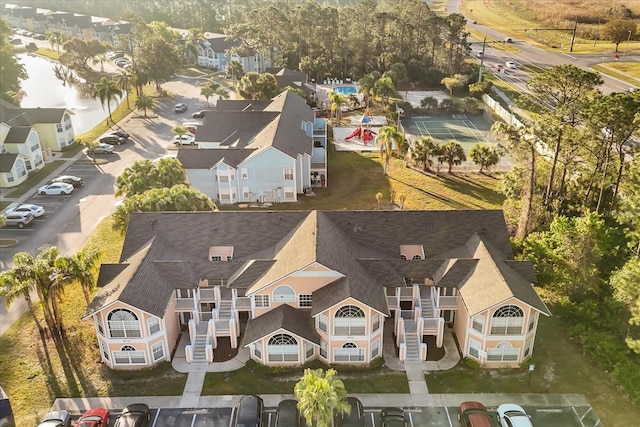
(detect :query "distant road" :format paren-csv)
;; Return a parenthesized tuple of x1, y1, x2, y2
(444, 0, 638, 93)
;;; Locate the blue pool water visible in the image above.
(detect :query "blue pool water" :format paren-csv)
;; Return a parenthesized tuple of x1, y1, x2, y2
(332, 86, 358, 96)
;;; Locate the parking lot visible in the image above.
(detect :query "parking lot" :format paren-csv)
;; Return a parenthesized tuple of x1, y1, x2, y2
(65, 403, 599, 427)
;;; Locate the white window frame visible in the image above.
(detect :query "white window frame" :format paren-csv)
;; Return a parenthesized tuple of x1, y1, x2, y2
(267, 334, 298, 362)
(108, 309, 141, 338)
(334, 305, 366, 336)
(371, 339, 380, 359)
(472, 314, 485, 333)
(254, 294, 270, 308)
(148, 317, 160, 335)
(96, 316, 105, 336)
(241, 168, 249, 180)
(318, 314, 328, 332)
(487, 342, 520, 362)
(468, 338, 481, 359)
(372, 313, 380, 332)
(334, 343, 365, 362)
(113, 345, 146, 365)
(100, 340, 110, 361)
(254, 343, 262, 360)
(284, 186, 295, 198)
(273, 285, 296, 303)
(299, 294, 312, 307)
(152, 341, 165, 362)
(491, 305, 524, 335)
(283, 168, 294, 180)
(242, 186, 250, 198)
(305, 341, 314, 360)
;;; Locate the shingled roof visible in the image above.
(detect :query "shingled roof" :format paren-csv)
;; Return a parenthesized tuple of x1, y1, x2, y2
(4, 126, 31, 144)
(242, 304, 320, 346)
(177, 148, 254, 169)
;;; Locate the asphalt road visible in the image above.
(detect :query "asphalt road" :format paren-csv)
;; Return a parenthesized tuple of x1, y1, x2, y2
(0, 72, 215, 336)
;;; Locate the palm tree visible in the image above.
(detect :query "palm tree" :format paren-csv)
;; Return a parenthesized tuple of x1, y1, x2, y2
(438, 140, 467, 174)
(184, 27, 205, 65)
(295, 368, 350, 427)
(92, 54, 108, 73)
(0, 253, 45, 333)
(469, 143, 504, 173)
(409, 136, 439, 171)
(62, 249, 103, 306)
(114, 69, 137, 109)
(375, 126, 404, 175)
(420, 96, 439, 112)
(374, 76, 395, 109)
(226, 60, 244, 89)
(92, 77, 122, 124)
(46, 29, 68, 53)
(328, 91, 347, 125)
(36, 247, 72, 334)
(135, 94, 154, 118)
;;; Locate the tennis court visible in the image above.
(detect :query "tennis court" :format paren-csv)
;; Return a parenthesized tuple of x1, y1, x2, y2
(414, 115, 490, 144)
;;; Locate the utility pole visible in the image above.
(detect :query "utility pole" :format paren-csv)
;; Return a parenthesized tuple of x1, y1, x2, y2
(593, 16, 601, 47)
(622, 30, 633, 62)
(478, 37, 487, 82)
(569, 16, 578, 52)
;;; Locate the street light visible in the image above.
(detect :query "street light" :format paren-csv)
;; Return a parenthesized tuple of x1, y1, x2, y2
(621, 30, 632, 62)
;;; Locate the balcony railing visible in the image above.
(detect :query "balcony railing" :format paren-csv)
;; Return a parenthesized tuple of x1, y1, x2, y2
(235, 297, 252, 310)
(437, 296, 458, 309)
(199, 288, 216, 301)
(175, 297, 195, 310)
(423, 318, 440, 331)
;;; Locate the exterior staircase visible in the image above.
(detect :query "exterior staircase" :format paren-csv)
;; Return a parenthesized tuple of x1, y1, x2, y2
(403, 319, 422, 363)
(191, 323, 209, 365)
(218, 300, 232, 320)
(421, 296, 435, 318)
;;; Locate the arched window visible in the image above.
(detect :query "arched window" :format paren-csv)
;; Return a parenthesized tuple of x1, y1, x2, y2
(273, 285, 296, 302)
(267, 333, 298, 362)
(491, 305, 524, 335)
(335, 342, 365, 362)
(400, 254, 407, 260)
(487, 341, 519, 362)
(412, 255, 422, 260)
(334, 305, 366, 335)
(107, 309, 141, 338)
(114, 344, 145, 365)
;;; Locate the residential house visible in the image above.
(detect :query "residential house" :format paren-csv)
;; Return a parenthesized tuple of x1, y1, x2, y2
(189, 32, 269, 73)
(0, 105, 76, 153)
(0, 121, 46, 187)
(82, 210, 550, 370)
(177, 91, 327, 204)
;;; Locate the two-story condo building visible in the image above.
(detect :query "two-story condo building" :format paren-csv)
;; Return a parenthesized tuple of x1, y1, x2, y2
(82, 210, 550, 370)
(177, 91, 327, 204)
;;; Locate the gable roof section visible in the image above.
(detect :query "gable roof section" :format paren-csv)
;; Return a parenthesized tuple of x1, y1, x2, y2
(357, 259, 447, 286)
(437, 259, 479, 288)
(177, 148, 254, 169)
(0, 154, 18, 173)
(457, 234, 550, 316)
(215, 100, 272, 111)
(242, 304, 320, 346)
(0, 107, 66, 125)
(4, 126, 31, 144)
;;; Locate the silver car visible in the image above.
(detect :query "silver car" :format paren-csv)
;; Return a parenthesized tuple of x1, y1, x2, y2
(93, 142, 115, 154)
(3, 211, 35, 228)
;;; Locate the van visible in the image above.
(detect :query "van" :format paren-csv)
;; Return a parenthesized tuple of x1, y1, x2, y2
(235, 394, 264, 427)
(458, 401, 492, 427)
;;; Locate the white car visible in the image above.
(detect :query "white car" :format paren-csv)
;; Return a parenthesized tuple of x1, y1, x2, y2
(505, 60, 517, 69)
(37, 182, 74, 195)
(92, 142, 115, 154)
(172, 134, 196, 145)
(7, 203, 45, 217)
(497, 404, 533, 427)
(3, 211, 34, 228)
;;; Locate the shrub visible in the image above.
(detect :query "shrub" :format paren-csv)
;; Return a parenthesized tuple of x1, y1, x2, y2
(613, 360, 640, 403)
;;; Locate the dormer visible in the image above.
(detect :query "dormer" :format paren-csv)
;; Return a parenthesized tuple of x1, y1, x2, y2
(399, 245, 425, 260)
(209, 246, 234, 261)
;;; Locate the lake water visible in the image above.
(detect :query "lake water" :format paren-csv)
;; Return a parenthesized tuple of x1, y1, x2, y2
(18, 53, 121, 135)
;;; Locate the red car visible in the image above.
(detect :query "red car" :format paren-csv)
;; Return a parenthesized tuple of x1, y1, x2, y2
(76, 408, 110, 427)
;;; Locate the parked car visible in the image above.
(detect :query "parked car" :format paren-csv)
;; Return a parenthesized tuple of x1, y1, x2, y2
(475, 50, 483, 58)
(36, 410, 71, 427)
(380, 407, 409, 427)
(92, 142, 115, 154)
(492, 64, 504, 72)
(37, 182, 74, 195)
(275, 399, 300, 427)
(334, 397, 365, 427)
(172, 134, 196, 145)
(497, 404, 533, 427)
(10, 38, 22, 45)
(458, 402, 492, 427)
(109, 129, 130, 139)
(34, 33, 47, 40)
(7, 203, 45, 217)
(182, 121, 201, 134)
(3, 211, 34, 228)
(51, 175, 84, 188)
(100, 134, 127, 145)
(174, 103, 188, 113)
(504, 37, 513, 43)
(234, 394, 264, 427)
(191, 110, 208, 118)
(25, 42, 38, 51)
(505, 60, 517, 69)
(75, 408, 110, 427)
(114, 404, 150, 427)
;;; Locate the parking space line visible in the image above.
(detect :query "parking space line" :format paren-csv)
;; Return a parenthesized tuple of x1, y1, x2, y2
(572, 406, 587, 427)
(580, 407, 592, 421)
(189, 413, 196, 427)
(228, 407, 235, 427)
(408, 412, 414, 427)
(444, 406, 453, 427)
(151, 408, 160, 426)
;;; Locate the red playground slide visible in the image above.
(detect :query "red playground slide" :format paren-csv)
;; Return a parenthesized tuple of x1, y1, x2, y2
(345, 127, 362, 140)
(362, 129, 376, 143)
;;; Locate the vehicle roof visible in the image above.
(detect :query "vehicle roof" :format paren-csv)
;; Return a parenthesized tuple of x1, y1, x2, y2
(238, 394, 263, 422)
(276, 399, 298, 426)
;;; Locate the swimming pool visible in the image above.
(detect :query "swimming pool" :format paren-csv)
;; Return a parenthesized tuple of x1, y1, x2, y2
(332, 86, 358, 96)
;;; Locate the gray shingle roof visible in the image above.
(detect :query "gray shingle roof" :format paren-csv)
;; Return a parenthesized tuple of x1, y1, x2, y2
(242, 304, 320, 346)
(196, 111, 278, 146)
(96, 210, 548, 326)
(0, 106, 67, 124)
(0, 154, 18, 173)
(177, 148, 254, 169)
(4, 126, 31, 144)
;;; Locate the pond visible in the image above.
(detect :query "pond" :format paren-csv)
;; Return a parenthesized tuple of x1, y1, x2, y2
(18, 53, 121, 135)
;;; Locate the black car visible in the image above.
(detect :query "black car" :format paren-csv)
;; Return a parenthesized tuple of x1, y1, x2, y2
(110, 129, 130, 139)
(191, 110, 209, 119)
(51, 175, 84, 188)
(380, 407, 409, 427)
(334, 397, 365, 427)
(114, 403, 150, 427)
(235, 395, 264, 427)
(275, 399, 300, 427)
(100, 135, 127, 145)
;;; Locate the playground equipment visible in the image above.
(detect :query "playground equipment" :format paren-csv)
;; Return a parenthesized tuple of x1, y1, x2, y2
(345, 126, 376, 144)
